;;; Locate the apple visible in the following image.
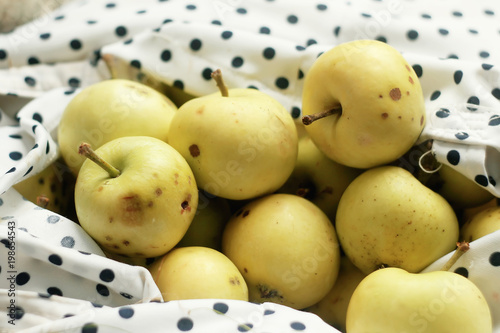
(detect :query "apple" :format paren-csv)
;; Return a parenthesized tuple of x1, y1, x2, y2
(168, 69, 298, 200)
(461, 206, 500, 242)
(304, 255, 366, 332)
(57, 78, 178, 175)
(148, 246, 248, 301)
(278, 134, 361, 222)
(336, 165, 459, 274)
(301, 39, 426, 169)
(222, 193, 341, 309)
(74, 136, 198, 258)
(346, 243, 492, 333)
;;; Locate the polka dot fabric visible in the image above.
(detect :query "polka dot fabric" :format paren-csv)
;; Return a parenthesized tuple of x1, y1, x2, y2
(0, 0, 499, 332)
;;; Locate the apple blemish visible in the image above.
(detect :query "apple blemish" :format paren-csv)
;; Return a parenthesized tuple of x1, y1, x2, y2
(389, 88, 401, 101)
(189, 144, 200, 157)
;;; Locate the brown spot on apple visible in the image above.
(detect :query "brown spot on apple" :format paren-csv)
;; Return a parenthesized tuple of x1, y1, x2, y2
(381, 113, 389, 119)
(420, 116, 424, 126)
(242, 210, 250, 218)
(155, 188, 162, 196)
(409, 76, 414, 84)
(148, 201, 153, 208)
(109, 217, 114, 223)
(243, 267, 248, 273)
(105, 235, 112, 241)
(123, 240, 130, 246)
(229, 276, 241, 285)
(189, 144, 200, 157)
(389, 88, 401, 101)
(405, 64, 411, 72)
(320, 186, 334, 195)
(98, 186, 103, 192)
(181, 195, 192, 214)
(196, 106, 204, 115)
(123, 194, 141, 212)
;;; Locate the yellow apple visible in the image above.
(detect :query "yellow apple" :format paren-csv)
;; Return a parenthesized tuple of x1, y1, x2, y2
(301, 40, 426, 169)
(461, 206, 500, 242)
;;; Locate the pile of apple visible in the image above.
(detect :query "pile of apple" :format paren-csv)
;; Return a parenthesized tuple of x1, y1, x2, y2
(16, 40, 499, 332)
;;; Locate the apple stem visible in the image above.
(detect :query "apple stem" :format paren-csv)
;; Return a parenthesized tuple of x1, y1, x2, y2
(440, 241, 470, 271)
(302, 107, 342, 125)
(36, 195, 50, 209)
(211, 69, 229, 97)
(78, 142, 121, 178)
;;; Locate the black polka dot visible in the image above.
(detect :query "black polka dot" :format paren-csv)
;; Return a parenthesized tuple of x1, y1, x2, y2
(492, 88, 500, 100)
(106, 3, 116, 8)
(317, 4, 327, 10)
(213, 302, 229, 314)
(16, 272, 30, 285)
(25, 76, 36, 87)
(453, 70, 463, 84)
(14, 306, 24, 320)
(296, 45, 306, 51)
(446, 150, 460, 165)
(99, 269, 115, 282)
(489, 176, 497, 187)
(430, 90, 441, 101)
(361, 12, 371, 18)
(263, 47, 275, 59)
(452, 11, 463, 17)
(28, 56, 40, 65)
(475, 175, 489, 187)
(454, 267, 469, 278)
(79, 250, 91, 255)
(9, 152, 22, 161)
(32, 112, 43, 123)
(333, 26, 341, 37)
(264, 309, 275, 315)
(259, 26, 270, 34)
(236, 8, 247, 14)
(54, 15, 65, 20)
(177, 317, 194, 331)
(87, 20, 97, 25)
(489, 115, 500, 126)
(92, 303, 103, 308)
(96, 284, 110, 296)
(6, 167, 16, 174)
(38, 292, 51, 298)
(136, 9, 147, 14)
(479, 51, 490, 58)
(484, 9, 495, 16)
(48, 254, 63, 266)
(40, 33, 51, 41)
(202, 68, 213, 80)
(120, 292, 133, 299)
(23, 166, 33, 177)
(455, 132, 469, 140)
(173, 80, 184, 90)
(232, 56, 244, 68)
(482, 63, 494, 70)
(375, 36, 388, 43)
(287, 14, 298, 24)
(81, 323, 98, 333)
(61, 236, 75, 248)
(275, 77, 289, 89)
(447, 54, 459, 59)
(118, 307, 134, 319)
(160, 49, 171, 62)
(190, 39, 202, 51)
(468, 28, 478, 34)
(0, 49, 7, 59)
(68, 77, 81, 88)
(211, 20, 221, 25)
(32, 124, 38, 133)
(291, 107, 301, 118)
(291, 321, 306, 330)
(47, 287, 63, 296)
(115, 26, 127, 37)
(438, 28, 449, 36)
(130, 60, 141, 69)
(421, 13, 431, 19)
(186, 4, 196, 10)
(221, 30, 233, 39)
(46, 141, 50, 154)
(412, 64, 423, 77)
(489, 252, 500, 266)
(407, 29, 419, 40)
(467, 96, 479, 111)
(238, 324, 253, 332)
(69, 39, 82, 50)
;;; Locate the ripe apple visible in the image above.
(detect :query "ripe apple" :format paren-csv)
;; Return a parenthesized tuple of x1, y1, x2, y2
(461, 206, 500, 242)
(278, 134, 361, 221)
(168, 69, 298, 200)
(58, 78, 178, 175)
(148, 246, 248, 301)
(301, 39, 426, 169)
(336, 166, 459, 274)
(346, 266, 492, 333)
(304, 255, 366, 332)
(74, 136, 198, 258)
(222, 193, 341, 309)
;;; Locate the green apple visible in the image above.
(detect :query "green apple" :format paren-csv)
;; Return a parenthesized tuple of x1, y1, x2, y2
(278, 134, 361, 221)
(301, 39, 426, 169)
(175, 192, 231, 251)
(168, 69, 298, 200)
(304, 255, 366, 332)
(58, 78, 178, 175)
(222, 193, 341, 309)
(75, 136, 198, 258)
(346, 266, 492, 333)
(336, 166, 459, 274)
(437, 164, 495, 209)
(461, 206, 500, 242)
(148, 246, 248, 301)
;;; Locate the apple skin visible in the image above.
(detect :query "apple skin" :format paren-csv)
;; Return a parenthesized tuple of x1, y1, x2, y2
(148, 246, 248, 302)
(168, 88, 298, 201)
(74, 136, 198, 258)
(336, 166, 459, 274)
(301, 40, 426, 169)
(346, 267, 493, 333)
(58, 79, 177, 175)
(461, 206, 500, 242)
(222, 193, 341, 310)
